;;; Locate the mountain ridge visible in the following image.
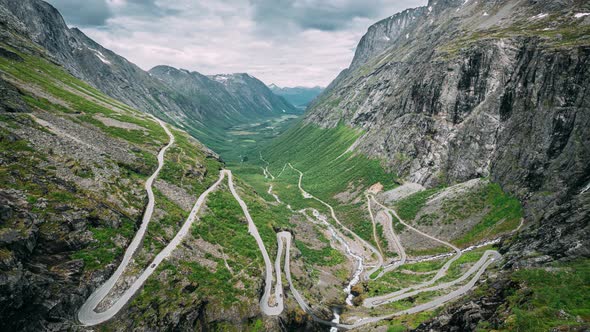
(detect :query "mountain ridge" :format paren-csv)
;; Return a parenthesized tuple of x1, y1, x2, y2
(269, 84, 324, 109)
(1, 0, 589, 331)
(266, 0, 590, 327)
(0, 0, 299, 155)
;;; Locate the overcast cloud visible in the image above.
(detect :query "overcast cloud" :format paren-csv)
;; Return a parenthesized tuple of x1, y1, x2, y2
(46, 0, 426, 87)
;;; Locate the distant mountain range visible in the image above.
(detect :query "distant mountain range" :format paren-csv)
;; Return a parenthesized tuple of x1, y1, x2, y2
(268, 84, 324, 109)
(0, 0, 299, 152)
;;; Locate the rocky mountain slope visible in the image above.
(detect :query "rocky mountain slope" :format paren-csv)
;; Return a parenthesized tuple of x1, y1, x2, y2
(0, 2, 302, 331)
(261, 0, 589, 330)
(1, 0, 589, 331)
(207, 73, 298, 117)
(0, 0, 299, 155)
(305, 0, 589, 259)
(0, 16, 315, 332)
(269, 84, 324, 109)
(0, 34, 232, 329)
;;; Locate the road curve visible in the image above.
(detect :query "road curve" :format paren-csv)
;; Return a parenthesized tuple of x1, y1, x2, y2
(370, 208, 407, 280)
(365, 250, 501, 308)
(363, 196, 463, 307)
(263, 166, 501, 329)
(276, 226, 501, 331)
(288, 164, 384, 285)
(277, 231, 337, 326)
(226, 171, 283, 315)
(367, 196, 384, 257)
(79, 158, 283, 324)
(78, 117, 176, 325)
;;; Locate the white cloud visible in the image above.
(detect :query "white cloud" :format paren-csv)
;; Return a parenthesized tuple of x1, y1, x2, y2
(49, 0, 426, 87)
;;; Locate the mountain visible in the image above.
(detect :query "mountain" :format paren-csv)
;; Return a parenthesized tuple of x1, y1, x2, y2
(0, 1, 302, 330)
(268, 84, 324, 109)
(147, 66, 299, 158)
(147, 66, 298, 124)
(1, 0, 589, 331)
(208, 74, 298, 116)
(305, 0, 590, 229)
(262, 0, 590, 329)
(0, 21, 230, 331)
(0, 0, 299, 157)
(0, 0, 185, 122)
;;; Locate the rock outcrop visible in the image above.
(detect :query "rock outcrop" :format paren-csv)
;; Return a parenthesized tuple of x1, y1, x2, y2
(305, 0, 590, 259)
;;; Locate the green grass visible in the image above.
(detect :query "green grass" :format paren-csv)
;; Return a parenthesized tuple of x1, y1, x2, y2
(263, 122, 397, 199)
(367, 270, 432, 297)
(136, 190, 188, 264)
(403, 258, 449, 273)
(159, 128, 221, 194)
(192, 189, 263, 264)
(437, 247, 489, 283)
(392, 181, 523, 247)
(394, 188, 443, 221)
(0, 130, 34, 152)
(498, 259, 590, 331)
(453, 183, 523, 246)
(71, 218, 136, 270)
(295, 239, 345, 267)
(246, 122, 398, 246)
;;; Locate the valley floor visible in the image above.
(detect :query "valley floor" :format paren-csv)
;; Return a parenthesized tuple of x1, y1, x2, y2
(72, 126, 513, 330)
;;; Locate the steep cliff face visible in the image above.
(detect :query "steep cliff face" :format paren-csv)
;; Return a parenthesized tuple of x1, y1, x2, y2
(349, 5, 427, 70)
(305, 0, 590, 258)
(493, 43, 590, 260)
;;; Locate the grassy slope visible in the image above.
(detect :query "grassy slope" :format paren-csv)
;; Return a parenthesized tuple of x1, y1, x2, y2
(498, 259, 590, 331)
(234, 122, 398, 245)
(0, 41, 274, 324)
(263, 122, 397, 198)
(112, 178, 296, 329)
(393, 181, 523, 248)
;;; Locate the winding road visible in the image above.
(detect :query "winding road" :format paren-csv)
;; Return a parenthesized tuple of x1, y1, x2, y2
(79, 167, 283, 325)
(274, 216, 500, 330)
(362, 196, 472, 307)
(226, 171, 283, 316)
(367, 200, 407, 280)
(78, 138, 503, 330)
(261, 162, 502, 330)
(288, 164, 383, 304)
(78, 116, 176, 325)
(78, 120, 282, 325)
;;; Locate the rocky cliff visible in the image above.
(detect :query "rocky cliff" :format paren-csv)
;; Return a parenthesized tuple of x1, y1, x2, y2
(301, 1, 590, 329)
(306, 0, 589, 257)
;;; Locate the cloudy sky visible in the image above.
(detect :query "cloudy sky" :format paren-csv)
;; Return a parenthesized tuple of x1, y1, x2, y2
(46, 0, 426, 87)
